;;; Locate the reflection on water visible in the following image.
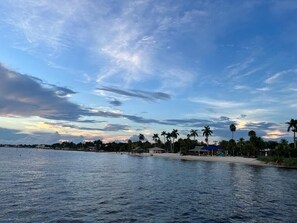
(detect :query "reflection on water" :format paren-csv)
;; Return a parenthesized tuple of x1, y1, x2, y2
(1, 147, 297, 222)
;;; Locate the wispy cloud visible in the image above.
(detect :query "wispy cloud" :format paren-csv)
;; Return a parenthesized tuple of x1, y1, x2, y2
(45, 122, 129, 132)
(97, 86, 171, 102)
(190, 97, 244, 108)
(264, 69, 297, 84)
(226, 58, 255, 78)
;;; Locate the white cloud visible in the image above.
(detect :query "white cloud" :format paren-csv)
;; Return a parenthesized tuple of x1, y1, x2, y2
(256, 87, 270, 92)
(226, 58, 255, 78)
(190, 97, 244, 108)
(264, 69, 297, 84)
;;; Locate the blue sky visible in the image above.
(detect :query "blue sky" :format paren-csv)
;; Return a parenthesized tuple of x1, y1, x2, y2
(0, 0, 296, 144)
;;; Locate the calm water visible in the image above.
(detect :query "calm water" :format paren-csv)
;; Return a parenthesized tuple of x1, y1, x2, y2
(1, 147, 297, 223)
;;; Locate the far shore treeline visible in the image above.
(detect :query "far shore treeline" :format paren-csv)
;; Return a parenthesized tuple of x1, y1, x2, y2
(1, 119, 297, 167)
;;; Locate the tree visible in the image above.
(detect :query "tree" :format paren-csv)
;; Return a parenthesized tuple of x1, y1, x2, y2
(238, 138, 245, 156)
(166, 132, 172, 152)
(190, 129, 198, 142)
(152, 134, 159, 145)
(286, 119, 297, 149)
(161, 131, 167, 144)
(171, 129, 179, 152)
(228, 139, 236, 156)
(138, 134, 145, 143)
(248, 130, 256, 138)
(229, 124, 236, 140)
(202, 126, 213, 146)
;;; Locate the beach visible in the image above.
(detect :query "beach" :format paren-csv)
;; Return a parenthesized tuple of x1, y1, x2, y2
(138, 153, 274, 167)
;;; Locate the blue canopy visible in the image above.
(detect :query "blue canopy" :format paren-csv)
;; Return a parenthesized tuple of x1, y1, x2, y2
(202, 145, 221, 150)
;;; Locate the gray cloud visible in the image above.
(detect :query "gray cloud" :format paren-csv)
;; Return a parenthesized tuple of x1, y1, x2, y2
(0, 127, 28, 141)
(165, 118, 212, 126)
(109, 99, 123, 106)
(102, 124, 129, 131)
(0, 127, 91, 145)
(0, 65, 172, 125)
(123, 115, 165, 124)
(45, 122, 129, 132)
(0, 64, 91, 121)
(0, 128, 57, 144)
(98, 86, 171, 101)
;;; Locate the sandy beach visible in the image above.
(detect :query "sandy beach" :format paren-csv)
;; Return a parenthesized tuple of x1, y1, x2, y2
(137, 153, 274, 167)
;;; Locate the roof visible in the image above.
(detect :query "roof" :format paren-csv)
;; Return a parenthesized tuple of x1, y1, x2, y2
(202, 145, 221, 150)
(189, 145, 221, 151)
(188, 146, 204, 152)
(149, 147, 165, 151)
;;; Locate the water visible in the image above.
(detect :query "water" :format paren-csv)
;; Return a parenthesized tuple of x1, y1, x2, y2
(1, 147, 297, 222)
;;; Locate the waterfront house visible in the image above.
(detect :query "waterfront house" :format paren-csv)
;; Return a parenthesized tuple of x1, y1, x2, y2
(149, 147, 165, 154)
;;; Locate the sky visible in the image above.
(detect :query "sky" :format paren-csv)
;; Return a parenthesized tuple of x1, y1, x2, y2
(0, 0, 296, 145)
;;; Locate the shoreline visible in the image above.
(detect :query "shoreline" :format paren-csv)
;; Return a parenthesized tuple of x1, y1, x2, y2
(134, 153, 275, 167)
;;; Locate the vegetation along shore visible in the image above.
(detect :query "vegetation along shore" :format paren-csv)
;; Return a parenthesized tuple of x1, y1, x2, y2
(1, 119, 297, 168)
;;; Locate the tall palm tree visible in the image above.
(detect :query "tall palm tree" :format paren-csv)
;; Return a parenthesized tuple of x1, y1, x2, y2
(152, 133, 159, 145)
(229, 124, 236, 140)
(190, 129, 198, 141)
(138, 133, 145, 142)
(171, 129, 179, 152)
(286, 119, 297, 149)
(166, 132, 172, 152)
(202, 126, 213, 146)
(161, 131, 167, 144)
(248, 130, 256, 139)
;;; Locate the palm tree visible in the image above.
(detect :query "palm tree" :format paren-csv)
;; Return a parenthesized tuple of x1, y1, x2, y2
(161, 131, 167, 144)
(229, 124, 236, 140)
(286, 119, 297, 149)
(190, 129, 198, 141)
(166, 132, 172, 152)
(248, 130, 256, 139)
(152, 133, 159, 145)
(202, 126, 213, 146)
(171, 129, 179, 152)
(238, 137, 245, 155)
(138, 133, 145, 142)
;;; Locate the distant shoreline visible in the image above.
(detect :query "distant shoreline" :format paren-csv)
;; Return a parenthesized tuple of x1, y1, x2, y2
(133, 153, 276, 167)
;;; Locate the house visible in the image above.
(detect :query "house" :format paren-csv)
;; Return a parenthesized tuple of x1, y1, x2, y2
(188, 145, 221, 156)
(149, 147, 165, 154)
(188, 146, 207, 156)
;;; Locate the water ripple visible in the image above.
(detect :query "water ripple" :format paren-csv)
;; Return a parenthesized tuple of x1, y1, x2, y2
(1, 148, 297, 222)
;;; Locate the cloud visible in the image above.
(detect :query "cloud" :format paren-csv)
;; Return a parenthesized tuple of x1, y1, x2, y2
(226, 58, 255, 78)
(0, 0, 93, 52)
(101, 124, 129, 131)
(0, 63, 89, 121)
(0, 127, 28, 141)
(123, 115, 165, 125)
(45, 122, 129, 132)
(97, 86, 171, 101)
(264, 69, 297, 84)
(190, 97, 244, 108)
(109, 99, 123, 106)
(164, 118, 212, 126)
(0, 127, 64, 144)
(48, 123, 102, 131)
